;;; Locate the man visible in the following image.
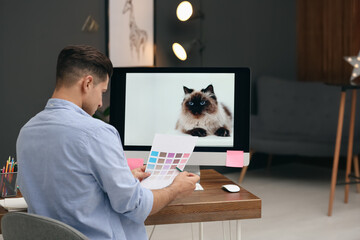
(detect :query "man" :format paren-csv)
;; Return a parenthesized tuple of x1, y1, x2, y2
(16, 45, 199, 240)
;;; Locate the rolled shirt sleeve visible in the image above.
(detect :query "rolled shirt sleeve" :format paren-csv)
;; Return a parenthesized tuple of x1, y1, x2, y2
(86, 126, 153, 224)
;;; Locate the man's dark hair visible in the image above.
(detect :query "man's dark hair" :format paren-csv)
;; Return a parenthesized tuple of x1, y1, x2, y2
(56, 45, 113, 87)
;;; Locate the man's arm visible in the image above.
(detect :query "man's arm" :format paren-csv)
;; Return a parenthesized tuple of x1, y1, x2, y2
(149, 171, 200, 215)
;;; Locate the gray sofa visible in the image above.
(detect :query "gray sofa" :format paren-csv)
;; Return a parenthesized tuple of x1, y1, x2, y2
(251, 76, 360, 157)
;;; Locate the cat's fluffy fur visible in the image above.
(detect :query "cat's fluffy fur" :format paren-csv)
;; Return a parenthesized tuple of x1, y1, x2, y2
(175, 84, 232, 137)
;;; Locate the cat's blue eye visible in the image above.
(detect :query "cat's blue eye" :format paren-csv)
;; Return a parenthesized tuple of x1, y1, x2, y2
(188, 101, 194, 106)
(200, 100, 206, 105)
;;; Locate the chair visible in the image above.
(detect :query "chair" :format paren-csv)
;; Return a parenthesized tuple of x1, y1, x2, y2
(1, 212, 88, 240)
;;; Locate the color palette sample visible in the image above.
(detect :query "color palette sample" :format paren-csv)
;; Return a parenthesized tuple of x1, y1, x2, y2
(145, 151, 191, 179)
(140, 134, 197, 190)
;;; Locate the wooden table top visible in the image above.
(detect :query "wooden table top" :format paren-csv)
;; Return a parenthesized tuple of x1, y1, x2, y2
(0, 169, 261, 228)
(145, 169, 261, 225)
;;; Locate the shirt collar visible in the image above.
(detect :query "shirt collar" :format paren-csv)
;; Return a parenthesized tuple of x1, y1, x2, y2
(45, 98, 91, 117)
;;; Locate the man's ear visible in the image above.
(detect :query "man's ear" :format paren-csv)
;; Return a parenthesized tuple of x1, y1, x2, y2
(81, 75, 94, 93)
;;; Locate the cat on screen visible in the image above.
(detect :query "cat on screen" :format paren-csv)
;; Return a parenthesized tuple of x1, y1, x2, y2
(175, 84, 232, 137)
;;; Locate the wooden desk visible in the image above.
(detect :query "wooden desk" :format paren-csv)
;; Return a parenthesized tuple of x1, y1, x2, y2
(0, 170, 261, 238)
(145, 169, 261, 226)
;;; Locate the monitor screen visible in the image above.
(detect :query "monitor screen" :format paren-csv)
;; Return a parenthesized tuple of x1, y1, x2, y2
(110, 67, 250, 166)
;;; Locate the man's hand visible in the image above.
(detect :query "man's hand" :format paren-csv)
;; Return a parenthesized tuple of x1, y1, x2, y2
(149, 171, 200, 215)
(171, 171, 200, 198)
(131, 165, 150, 182)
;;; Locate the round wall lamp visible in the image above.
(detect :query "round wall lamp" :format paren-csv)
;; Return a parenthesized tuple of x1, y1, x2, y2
(173, 1, 204, 63)
(172, 43, 188, 61)
(172, 40, 203, 61)
(176, 1, 193, 21)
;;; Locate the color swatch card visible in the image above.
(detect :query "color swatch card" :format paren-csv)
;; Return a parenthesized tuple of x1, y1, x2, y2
(141, 134, 198, 190)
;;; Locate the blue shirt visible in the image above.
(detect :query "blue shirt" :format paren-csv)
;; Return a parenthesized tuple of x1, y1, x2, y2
(16, 98, 154, 240)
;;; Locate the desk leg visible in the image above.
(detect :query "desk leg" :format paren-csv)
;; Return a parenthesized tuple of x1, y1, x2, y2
(345, 90, 357, 203)
(191, 223, 198, 240)
(199, 222, 204, 240)
(228, 220, 241, 240)
(222, 221, 228, 240)
(148, 225, 156, 240)
(236, 220, 241, 240)
(328, 90, 346, 216)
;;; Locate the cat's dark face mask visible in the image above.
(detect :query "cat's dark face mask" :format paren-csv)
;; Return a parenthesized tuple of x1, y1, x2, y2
(186, 94, 208, 116)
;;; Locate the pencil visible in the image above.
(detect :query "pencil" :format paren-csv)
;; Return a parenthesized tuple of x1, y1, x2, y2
(9, 159, 14, 182)
(5, 160, 9, 173)
(176, 167, 183, 172)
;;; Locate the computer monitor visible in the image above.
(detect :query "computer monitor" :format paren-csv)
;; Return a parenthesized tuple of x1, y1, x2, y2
(109, 67, 250, 166)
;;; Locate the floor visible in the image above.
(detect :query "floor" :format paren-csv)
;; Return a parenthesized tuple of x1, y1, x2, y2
(146, 163, 360, 240)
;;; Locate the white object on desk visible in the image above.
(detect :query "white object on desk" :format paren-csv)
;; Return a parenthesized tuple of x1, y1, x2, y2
(195, 183, 203, 191)
(222, 184, 240, 193)
(0, 197, 28, 212)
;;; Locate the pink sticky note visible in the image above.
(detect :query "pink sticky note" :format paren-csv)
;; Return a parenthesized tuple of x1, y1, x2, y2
(226, 151, 244, 168)
(127, 158, 144, 170)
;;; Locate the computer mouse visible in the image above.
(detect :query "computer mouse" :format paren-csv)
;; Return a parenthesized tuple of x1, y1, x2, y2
(222, 184, 240, 193)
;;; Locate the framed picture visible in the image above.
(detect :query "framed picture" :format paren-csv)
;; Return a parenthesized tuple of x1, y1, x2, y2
(108, 0, 154, 67)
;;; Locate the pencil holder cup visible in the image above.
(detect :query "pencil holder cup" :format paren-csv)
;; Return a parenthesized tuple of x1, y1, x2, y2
(0, 172, 18, 198)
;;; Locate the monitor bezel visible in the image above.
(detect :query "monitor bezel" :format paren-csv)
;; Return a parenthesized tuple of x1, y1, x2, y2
(110, 67, 250, 154)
